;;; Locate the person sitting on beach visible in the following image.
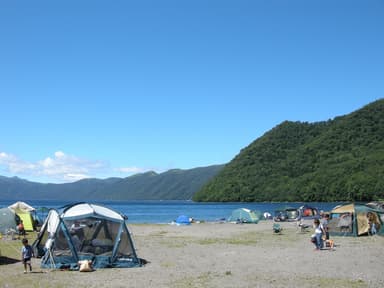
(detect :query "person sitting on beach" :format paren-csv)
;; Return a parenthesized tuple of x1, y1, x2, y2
(17, 221, 25, 237)
(70, 221, 85, 241)
(70, 230, 82, 251)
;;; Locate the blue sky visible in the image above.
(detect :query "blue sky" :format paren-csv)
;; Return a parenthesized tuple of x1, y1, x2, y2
(0, 0, 383, 183)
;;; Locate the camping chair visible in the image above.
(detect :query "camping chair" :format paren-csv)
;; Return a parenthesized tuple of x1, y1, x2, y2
(273, 223, 282, 234)
(297, 220, 310, 233)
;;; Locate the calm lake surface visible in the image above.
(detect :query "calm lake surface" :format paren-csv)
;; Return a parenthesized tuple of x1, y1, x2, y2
(0, 200, 342, 224)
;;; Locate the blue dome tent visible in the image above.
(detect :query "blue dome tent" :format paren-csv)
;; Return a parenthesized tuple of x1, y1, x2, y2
(175, 215, 191, 225)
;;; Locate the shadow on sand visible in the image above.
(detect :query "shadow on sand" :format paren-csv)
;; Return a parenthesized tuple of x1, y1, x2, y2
(0, 256, 20, 265)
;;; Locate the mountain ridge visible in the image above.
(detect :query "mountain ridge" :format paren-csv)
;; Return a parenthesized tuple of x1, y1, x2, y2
(2, 99, 383, 203)
(0, 165, 224, 201)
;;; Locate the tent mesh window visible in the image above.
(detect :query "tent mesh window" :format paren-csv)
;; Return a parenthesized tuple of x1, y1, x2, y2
(117, 225, 135, 257)
(64, 218, 118, 256)
(54, 225, 73, 256)
(328, 213, 353, 234)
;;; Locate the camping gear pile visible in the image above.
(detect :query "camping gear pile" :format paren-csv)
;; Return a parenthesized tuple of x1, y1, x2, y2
(273, 206, 299, 222)
(274, 205, 321, 223)
(32, 202, 141, 270)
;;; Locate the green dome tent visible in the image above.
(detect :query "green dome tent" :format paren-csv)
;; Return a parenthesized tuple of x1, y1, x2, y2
(228, 208, 261, 224)
(0, 207, 20, 235)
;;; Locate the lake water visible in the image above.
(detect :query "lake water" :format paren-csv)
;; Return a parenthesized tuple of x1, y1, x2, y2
(0, 200, 341, 224)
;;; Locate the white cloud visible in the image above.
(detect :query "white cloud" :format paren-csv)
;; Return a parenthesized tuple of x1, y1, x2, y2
(0, 150, 162, 183)
(55, 151, 65, 158)
(115, 166, 166, 176)
(0, 152, 36, 173)
(64, 173, 90, 181)
(116, 166, 145, 174)
(0, 151, 107, 183)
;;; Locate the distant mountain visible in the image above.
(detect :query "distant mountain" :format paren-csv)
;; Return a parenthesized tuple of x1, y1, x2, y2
(0, 165, 224, 201)
(193, 99, 384, 202)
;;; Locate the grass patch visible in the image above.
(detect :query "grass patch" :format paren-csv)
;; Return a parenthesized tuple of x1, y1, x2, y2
(296, 276, 368, 288)
(195, 229, 300, 247)
(170, 272, 215, 288)
(159, 238, 189, 248)
(196, 235, 258, 246)
(0, 276, 62, 288)
(160, 261, 176, 268)
(149, 230, 168, 237)
(0, 232, 37, 260)
(226, 236, 258, 245)
(196, 238, 220, 245)
(314, 277, 367, 288)
(247, 274, 368, 288)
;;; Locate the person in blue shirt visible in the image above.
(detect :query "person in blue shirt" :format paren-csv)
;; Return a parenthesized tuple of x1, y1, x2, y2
(21, 238, 33, 273)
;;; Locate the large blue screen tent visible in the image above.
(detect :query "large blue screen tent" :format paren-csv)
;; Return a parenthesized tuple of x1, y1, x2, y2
(32, 202, 141, 269)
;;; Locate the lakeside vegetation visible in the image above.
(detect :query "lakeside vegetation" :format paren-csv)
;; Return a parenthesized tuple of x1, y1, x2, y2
(193, 99, 384, 202)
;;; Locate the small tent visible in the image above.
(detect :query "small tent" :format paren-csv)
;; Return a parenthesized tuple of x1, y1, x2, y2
(8, 201, 36, 231)
(328, 203, 384, 236)
(32, 202, 141, 269)
(175, 215, 191, 225)
(228, 208, 261, 224)
(0, 207, 20, 234)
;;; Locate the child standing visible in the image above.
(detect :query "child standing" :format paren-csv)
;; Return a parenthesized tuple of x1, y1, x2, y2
(21, 238, 33, 273)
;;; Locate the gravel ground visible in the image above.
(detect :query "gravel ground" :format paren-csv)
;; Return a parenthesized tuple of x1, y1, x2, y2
(1, 221, 383, 288)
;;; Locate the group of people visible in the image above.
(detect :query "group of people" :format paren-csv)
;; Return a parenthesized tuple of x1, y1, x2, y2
(311, 213, 332, 251)
(311, 210, 381, 251)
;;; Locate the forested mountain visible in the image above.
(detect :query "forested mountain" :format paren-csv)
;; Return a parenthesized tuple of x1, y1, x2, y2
(193, 99, 384, 202)
(0, 165, 224, 201)
(2, 99, 383, 203)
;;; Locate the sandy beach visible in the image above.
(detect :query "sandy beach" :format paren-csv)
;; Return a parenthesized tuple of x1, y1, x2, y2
(1, 221, 384, 288)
